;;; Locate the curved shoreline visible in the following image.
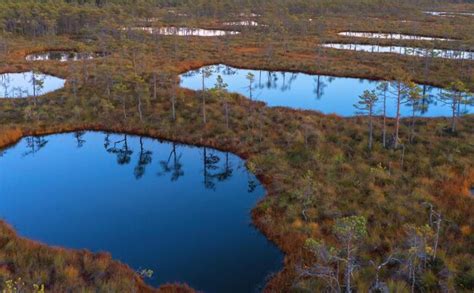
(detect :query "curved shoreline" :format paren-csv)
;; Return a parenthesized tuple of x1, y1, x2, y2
(0, 124, 288, 292)
(1, 12, 473, 288)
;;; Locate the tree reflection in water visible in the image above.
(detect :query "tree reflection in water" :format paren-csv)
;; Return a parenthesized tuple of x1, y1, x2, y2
(17, 133, 256, 191)
(105, 134, 133, 165)
(2, 131, 280, 292)
(182, 65, 472, 117)
(74, 131, 86, 148)
(134, 137, 153, 179)
(22, 136, 48, 157)
(158, 142, 184, 181)
(313, 75, 326, 100)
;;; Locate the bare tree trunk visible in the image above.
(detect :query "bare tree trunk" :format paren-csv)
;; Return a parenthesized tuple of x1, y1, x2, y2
(171, 91, 176, 121)
(368, 105, 373, 151)
(32, 74, 36, 97)
(82, 60, 88, 84)
(121, 95, 127, 121)
(433, 216, 441, 259)
(345, 241, 352, 293)
(153, 72, 157, 101)
(202, 92, 207, 124)
(451, 99, 456, 132)
(401, 144, 405, 170)
(72, 79, 77, 100)
(410, 105, 416, 143)
(137, 94, 143, 122)
(225, 101, 229, 129)
(32, 74, 37, 106)
(395, 82, 402, 148)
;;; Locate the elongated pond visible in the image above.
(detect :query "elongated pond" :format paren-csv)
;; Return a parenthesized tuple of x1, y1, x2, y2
(0, 72, 65, 98)
(0, 132, 282, 293)
(322, 43, 473, 60)
(424, 11, 474, 17)
(180, 64, 473, 117)
(223, 21, 260, 26)
(128, 27, 240, 36)
(338, 32, 454, 41)
(26, 51, 107, 62)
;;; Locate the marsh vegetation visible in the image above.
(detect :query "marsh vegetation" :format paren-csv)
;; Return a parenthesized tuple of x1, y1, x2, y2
(0, 0, 473, 292)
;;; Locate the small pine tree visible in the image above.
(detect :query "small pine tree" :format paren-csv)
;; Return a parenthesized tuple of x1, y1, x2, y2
(354, 90, 378, 151)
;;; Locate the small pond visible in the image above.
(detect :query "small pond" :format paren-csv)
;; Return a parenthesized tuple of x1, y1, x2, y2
(180, 64, 473, 117)
(223, 21, 259, 26)
(129, 27, 240, 36)
(26, 51, 107, 62)
(424, 11, 474, 17)
(321, 43, 474, 60)
(0, 132, 283, 293)
(338, 32, 454, 41)
(0, 72, 65, 98)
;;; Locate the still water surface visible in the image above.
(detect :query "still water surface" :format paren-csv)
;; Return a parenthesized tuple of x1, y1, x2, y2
(322, 43, 473, 60)
(128, 27, 240, 36)
(26, 51, 107, 62)
(0, 72, 65, 98)
(338, 32, 454, 41)
(180, 64, 473, 117)
(0, 132, 283, 293)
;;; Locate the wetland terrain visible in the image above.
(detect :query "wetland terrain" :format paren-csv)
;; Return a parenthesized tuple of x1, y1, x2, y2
(0, 0, 473, 292)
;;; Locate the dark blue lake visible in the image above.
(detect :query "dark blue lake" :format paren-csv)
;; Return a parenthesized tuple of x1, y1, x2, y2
(0, 132, 283, 293)
(180, 64, 473, 117)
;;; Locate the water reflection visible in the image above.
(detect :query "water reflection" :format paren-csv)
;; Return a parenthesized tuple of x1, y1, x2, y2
(0, 132, 283, 293)
(424, 11, 474, 17)
(0, 72, 65, 98)
(180, 64, 473, 117)
(22, 136, 48, 157)
(126, 27, 240, 36)
(322, 43, 474, 60)
(338, 32, 454, 41)
(105, 134, 133, 165)
(223, 21, 259, 26)
(158, 142, 184, 181)
(26, 51, 107, 62)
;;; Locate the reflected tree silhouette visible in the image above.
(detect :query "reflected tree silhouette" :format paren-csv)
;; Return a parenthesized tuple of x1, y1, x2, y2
(247, 176, 258, 193)
(29, 71, 45, 100)
(0, 74, 29, 98)
(222, 66, 237, 76)
(106, 134, 133, 165)
(202, 149, 237, 190)
(280, 72, 299, 91)
(313, 75, 327, 100)
(104, 133, 111, 150)
(203, 147, 220, 190)
(258, 70, 264, 89)
(74, 131, 86, 148)
(285, 73, 298, 91)
(214, 152, 233, 182)
(134, 137, 153, 179)
(266, 72, 278, 90)
(420, 85, 436, 115)
(0, 74, 11, 98)
(23, 136, 48, 157)
(158, 142, 184, 181)
(281, 72, 287, 91)
(181, 70, 197, 78)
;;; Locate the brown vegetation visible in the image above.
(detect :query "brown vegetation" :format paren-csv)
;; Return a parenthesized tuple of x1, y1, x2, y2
(0, 0, 473, 292)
